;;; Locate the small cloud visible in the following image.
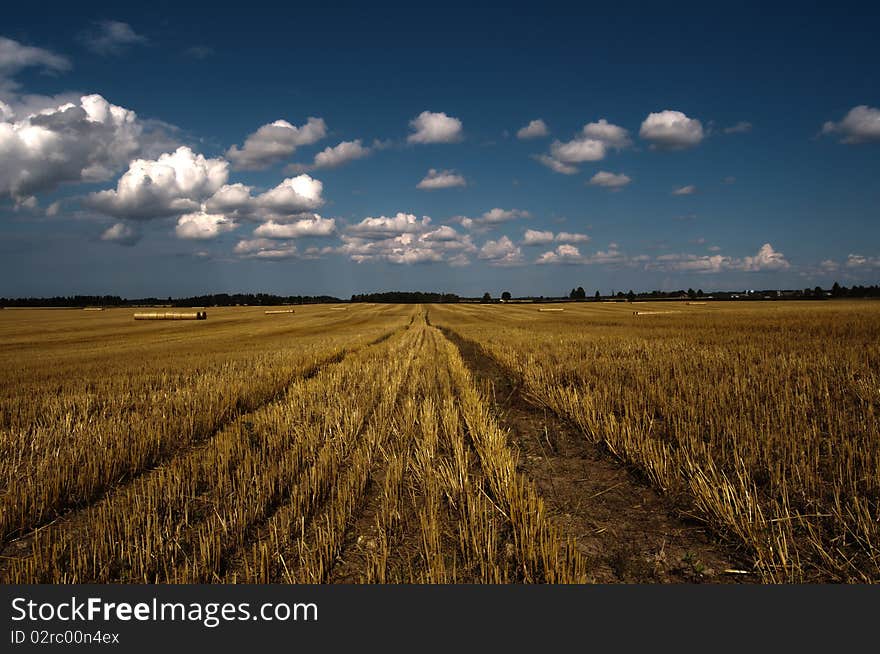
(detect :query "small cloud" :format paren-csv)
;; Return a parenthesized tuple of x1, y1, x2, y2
(741, 243, 790, 271)
(407, 111, 463, 144)
(79, 20, 148, 55)
(723, 121, 752, 134)
(640, 110, 704, 149)
(289, 139, 371, 172)
(589, 171, 631, 190)
(522, 229, 555, 246)
(536, 243, 583, 265)
(672, 185, 697, 196)
(533, 153, 579, 175)
(45, 201, 61, 216)
(227, 117, 327, 170)
(417, 168, 467, 190)
(581, 119, 632, 149)
(517, 119, 549, 139)
(821, 105, 880, 144)
(101, 221, 141, 246)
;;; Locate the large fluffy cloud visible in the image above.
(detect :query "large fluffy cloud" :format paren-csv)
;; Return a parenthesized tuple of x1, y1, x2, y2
(255, 175, 324, 214)
(175, 211, 238, 240)
(340, 222, 475, 265)
(407, 111, 463, 144)
(822, 105, 880, 144)
(740, 243, 790, 271)
(416, 168, 467, 190)
(226, 117, 327, 169)
(478, 236, 523, 266)
(0, 94, 160, 200)
(639, 110, 704, 149)
(87, 146, 228, 220)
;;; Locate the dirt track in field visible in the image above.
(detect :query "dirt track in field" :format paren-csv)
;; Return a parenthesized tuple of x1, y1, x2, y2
(440, 327, 756, 583)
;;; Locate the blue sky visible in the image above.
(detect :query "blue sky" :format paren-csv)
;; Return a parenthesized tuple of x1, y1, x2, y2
(1, 1, 878, 298)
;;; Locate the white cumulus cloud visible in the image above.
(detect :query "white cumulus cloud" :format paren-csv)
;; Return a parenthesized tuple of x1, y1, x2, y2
(253, 215, 336, 239)
(348, 212, 432, 238)
(581, 119, 631, 149)
(672, 185, 697, 195)
(416, 168, 467, 190)
(589, 171, 631, 189)
(87, 146, 229, 220)
(407, 111, 463, 144)
(226, 117, 327, 169)
(822, 105, 880, 144)
(517, 119, 549, 139)
(640, 110, 704, 149)
(478, 236, 523, 266)
(536, 243, 583, 264)
(175, 211, 238, 240)
(0, 94, 165, 201)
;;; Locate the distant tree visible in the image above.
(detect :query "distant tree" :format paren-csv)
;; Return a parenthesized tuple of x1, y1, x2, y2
(627, 290, 635, 301)
(814, 286, 823, 295)
(576, 286, 586, 299)
(687, 288, 696, 299)
(569, 288, 578, 299)
(832, 282, 843, 297)
(594, 290, 600, 300)
(501, 291, 511, 301)
(481, 292, 491, 303)
(696, 289, 704, 297)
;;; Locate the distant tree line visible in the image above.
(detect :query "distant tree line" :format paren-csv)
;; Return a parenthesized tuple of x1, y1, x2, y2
(350, 291, 462, 303)
(0, 293, 342, 308)
(4, 283, 880, 308)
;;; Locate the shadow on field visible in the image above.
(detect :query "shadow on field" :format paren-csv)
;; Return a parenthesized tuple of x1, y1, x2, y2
(440, 327, 755, 583)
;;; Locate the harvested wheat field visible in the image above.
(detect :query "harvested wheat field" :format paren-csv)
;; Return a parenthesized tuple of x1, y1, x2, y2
(0, 301, 878, 583)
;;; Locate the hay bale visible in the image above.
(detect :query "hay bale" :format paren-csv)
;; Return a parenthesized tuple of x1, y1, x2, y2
(686, 302, 707, 305)
(538, 308, 564, 312)
(133, 312, 206, 320)
(83, 307, 104, 311)
(265, 309, 295, 314)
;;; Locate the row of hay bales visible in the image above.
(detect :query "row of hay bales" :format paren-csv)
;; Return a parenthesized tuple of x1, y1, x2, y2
(133, 312, 207, 320)
(264, 309, 295, 314)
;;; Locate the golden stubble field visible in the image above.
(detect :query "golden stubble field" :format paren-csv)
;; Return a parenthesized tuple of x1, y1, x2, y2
(0, 300, 877, 583)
